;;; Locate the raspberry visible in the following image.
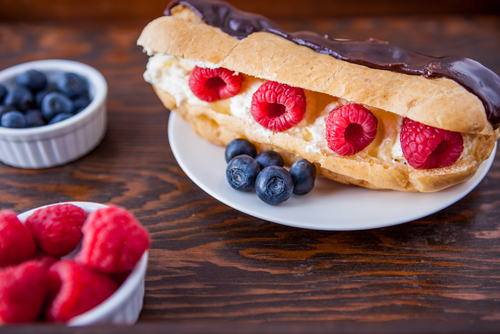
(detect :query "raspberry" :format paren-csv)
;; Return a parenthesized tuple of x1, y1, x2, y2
(400, 118, 464, 169)
(0, 211, 37, 267)
(0, 259, 50, 323)
(25, 204, 86, 257)
(251, 81, 306, 132)
(75, 205, 150, 274)
(189, 66, 242, 102)
(45, 260, 117, 322)
(325, 103, 378, 156)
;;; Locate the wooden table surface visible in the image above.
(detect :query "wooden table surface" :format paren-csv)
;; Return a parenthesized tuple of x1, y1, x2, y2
(1, 7, 500, 334)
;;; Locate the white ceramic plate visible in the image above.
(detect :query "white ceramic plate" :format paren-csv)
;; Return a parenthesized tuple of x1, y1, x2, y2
(168, 112, 496, 231)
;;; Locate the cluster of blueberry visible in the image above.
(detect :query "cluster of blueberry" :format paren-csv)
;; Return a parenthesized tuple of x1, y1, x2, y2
(225, 138, 316, 205)
(0, 69, 91, 128)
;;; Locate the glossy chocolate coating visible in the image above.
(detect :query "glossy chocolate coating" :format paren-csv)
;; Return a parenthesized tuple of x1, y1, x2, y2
(165, 0, 500, 129)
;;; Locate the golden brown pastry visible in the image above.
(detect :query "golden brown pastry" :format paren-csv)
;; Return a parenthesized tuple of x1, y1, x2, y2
(138, 0, 499, 192)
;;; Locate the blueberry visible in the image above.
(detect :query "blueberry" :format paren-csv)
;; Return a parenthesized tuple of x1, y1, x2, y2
(25, 109, 47, 127)
(255, 150, 284, 170)
(56, 72, 87, 98)
(16, 69, 47, 92)
(41, 92, 73, 120)
(289, 159, 316, 195)
(0, 105, 17, 119)
(225, 138, 257, 163)
(4, 87, 33, 111)
(35, 83, 56, 107)
(72, 96, 90, 113)
(0, 84, 6, 103)
(226, 155, 260, 191)
(255, 166, 294, 205)
(48, 112, 73, 125)
(1, 111, 26, 128)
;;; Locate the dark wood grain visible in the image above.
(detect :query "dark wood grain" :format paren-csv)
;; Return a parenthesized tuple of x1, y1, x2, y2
(1, 10, 500, 334)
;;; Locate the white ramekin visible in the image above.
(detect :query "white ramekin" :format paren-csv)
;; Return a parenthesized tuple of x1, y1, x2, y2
(17, 202, 148, 326)
(0, 60, 107, 169)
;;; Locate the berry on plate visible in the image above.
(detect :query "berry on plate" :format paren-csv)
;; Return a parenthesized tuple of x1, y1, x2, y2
(226, 155, 261, 191)
(289, 159, 316, 195)
(76, 205, 150, 274)
(225, 138, 257, 163)
(45, 260, 117, 322)
(189, 66, 242, 102)
(400, 118, 464, 169)
(25, 203, 87, 257)
(0, 210, 37, 267)
(255, 166, 294, 205)
(0, 259, 50, 324)
(325, 103, 378, 156)
(251, 81, 306, 132)
(255, 150, 284, 170)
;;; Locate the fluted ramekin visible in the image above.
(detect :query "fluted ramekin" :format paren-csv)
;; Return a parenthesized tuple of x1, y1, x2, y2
(0, 60, 107, 168)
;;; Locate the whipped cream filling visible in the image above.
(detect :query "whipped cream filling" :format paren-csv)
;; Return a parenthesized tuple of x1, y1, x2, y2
(144, 53, 405, 163)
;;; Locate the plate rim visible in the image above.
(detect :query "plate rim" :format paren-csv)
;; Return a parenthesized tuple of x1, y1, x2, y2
(168, 112, 496, 231)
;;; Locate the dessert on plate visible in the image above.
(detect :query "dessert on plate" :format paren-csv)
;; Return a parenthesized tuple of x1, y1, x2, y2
(138, 0, 499, 192)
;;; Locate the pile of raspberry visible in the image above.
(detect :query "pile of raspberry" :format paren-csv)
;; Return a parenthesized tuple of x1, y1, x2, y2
(0, 203, 150, 324)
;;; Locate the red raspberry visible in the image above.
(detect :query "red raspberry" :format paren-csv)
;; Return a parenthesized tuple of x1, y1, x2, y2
(0, 259, 50, 324)
(0, 211, 37, 267)
(400, 118, 464, 169)
(25, 203, 86, 257)
(45, 260, 117, 322)
(325, 103, 378, 156)
(75, 205, 149, 274)
(251, 81, 306, 132)
(189, 66, 242, 102)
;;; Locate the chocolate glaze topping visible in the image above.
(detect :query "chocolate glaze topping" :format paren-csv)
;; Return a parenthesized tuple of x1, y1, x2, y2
(165, 0, 500, 129)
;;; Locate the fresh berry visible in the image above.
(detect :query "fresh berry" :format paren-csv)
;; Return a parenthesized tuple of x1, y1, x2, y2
(0, 84, 6, 103)
(0, 211, 37, 267)
(25, 203, 86, 257)
(189, 66, 242, 102)
(289, 159, 316, 195)
(225, 138, 257, 163)
(226, 155, 261, 191)
(56, 72, 88, 98)
(325, 103, 378, 156)
(400, 118, 464, 169)
(72, 96, 91, 113)
(41, 92, 73, 121)
(250, 81, 306, 132)
(45, 260, 117, 322)
(0, 105, 16, 119)
(1, 111, 26, 128)
(16, 69, 48, 92)
(49, 113, 73, 125)
(35, 85, 55, 107)
(0, 259, 50, 324)
(255, 166, 294, 205)
(25, 109, 47, 127)
(76, 205, 150, 274)
(255, 150, 284, 170)
(3, 87, 33, 111)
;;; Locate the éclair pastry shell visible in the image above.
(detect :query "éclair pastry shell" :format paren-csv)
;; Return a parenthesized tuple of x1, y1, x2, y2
(138, 5, 498, 192)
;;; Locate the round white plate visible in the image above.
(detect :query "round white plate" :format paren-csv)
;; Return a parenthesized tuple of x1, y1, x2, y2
(168, 112, 496, 231)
